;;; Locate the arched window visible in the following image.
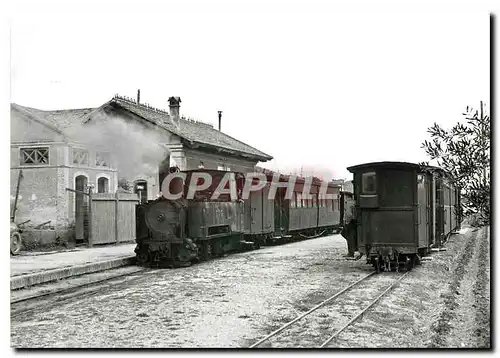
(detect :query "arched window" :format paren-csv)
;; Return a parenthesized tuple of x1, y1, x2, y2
(97, 177, 109, 193)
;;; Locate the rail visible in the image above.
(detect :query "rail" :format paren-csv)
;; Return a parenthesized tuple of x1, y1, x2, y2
(319, 270, 411, 347)
(249, 271, 376, 348)
(249, 270, 411, 348)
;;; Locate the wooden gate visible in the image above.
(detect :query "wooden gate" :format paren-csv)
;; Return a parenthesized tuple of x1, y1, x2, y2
(66, 186, 91, 245)
(91, 192, 139, 245)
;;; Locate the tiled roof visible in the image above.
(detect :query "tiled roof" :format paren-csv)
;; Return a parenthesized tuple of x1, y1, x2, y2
(103, 96, 272, 161)
(11, 103, 93, 131)
(11, 97, 273, 162)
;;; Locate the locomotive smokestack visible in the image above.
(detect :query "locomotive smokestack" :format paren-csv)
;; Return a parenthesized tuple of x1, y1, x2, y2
(137, 89, 140, 104)
(218, 110, 222, 131)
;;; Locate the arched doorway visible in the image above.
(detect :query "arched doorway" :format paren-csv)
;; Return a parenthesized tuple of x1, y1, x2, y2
(75, 175, 89, 244)
(134, 180, 148, 204)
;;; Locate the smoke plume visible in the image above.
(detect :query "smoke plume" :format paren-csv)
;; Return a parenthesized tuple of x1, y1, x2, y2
(65, 111, 170, 182)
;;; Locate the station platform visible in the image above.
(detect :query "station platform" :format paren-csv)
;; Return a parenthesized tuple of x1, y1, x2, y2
(10, 243, 137, 290)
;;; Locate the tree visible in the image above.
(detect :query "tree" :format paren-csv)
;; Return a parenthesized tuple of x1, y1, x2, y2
(421, 101, 490, 225)
(117, 178, 133, 192)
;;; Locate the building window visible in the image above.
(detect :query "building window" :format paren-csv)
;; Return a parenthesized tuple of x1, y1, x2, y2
(20, 147, 49, 165)
(73, 148, 89, 165)
(97, 177, 109, 193)
(96, 152, 110, 167)
(362, 172, 377, 194)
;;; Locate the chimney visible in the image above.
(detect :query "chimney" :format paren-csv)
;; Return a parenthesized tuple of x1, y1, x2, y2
(168, 97, 181, 120)
(218, 110, 222, 131)
(137, 89, 141, 104)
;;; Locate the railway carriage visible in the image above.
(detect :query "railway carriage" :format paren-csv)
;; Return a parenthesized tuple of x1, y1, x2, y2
(267, 171, 341, 242)
(347, 161, 461, 272)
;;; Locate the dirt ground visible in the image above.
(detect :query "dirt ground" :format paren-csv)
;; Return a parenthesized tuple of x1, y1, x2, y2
(11, 228, 490, 348)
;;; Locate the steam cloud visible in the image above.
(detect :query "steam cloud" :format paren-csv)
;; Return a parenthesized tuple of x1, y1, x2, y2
(65, 111, 170, 183)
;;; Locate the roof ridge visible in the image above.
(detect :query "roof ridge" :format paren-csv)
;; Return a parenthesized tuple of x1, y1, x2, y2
(113, 94, 171, 116)
(11, 102, 95, 112)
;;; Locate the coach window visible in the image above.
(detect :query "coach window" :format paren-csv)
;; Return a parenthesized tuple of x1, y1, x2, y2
(297, 193, 302, 208)
(362, 172, 377, 194)
(290, 193, 296, 208)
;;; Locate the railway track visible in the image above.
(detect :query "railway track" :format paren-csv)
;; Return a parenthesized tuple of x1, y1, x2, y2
(249, 270, 411, 348)
(10, 267, 159, 319)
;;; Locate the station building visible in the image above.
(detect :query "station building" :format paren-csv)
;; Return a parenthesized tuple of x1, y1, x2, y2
(10, 93, 272, 248)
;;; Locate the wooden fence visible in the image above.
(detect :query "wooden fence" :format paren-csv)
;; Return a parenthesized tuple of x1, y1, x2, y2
(90, 192, 139, 246)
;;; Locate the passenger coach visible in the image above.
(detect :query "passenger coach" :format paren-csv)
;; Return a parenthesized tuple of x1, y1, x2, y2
(347, 161, 461, 272)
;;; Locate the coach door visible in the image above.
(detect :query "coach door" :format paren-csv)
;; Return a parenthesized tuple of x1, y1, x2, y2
(250, 189, 264, 233)
(416, 173, 429, 248)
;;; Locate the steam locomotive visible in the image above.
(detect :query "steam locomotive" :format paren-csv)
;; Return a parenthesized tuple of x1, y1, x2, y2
(135, 168, 347, 267)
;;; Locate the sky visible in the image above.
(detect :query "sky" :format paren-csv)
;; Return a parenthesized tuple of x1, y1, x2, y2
(9, 2, 491, 180)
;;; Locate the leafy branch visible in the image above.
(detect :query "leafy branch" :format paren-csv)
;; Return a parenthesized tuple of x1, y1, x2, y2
(421, 102, 490, 225)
